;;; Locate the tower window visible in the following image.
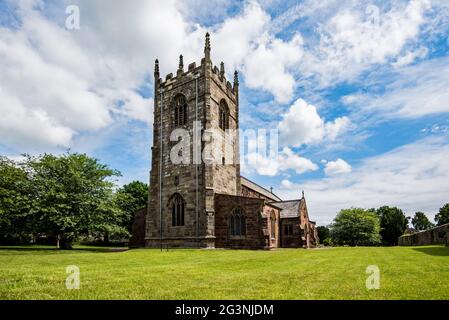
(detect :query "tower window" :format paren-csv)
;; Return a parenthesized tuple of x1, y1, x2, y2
(219, 100, 229, 130)
(171, 193, 185, 227)
(229, 208, 246, 237)
(174, 95, 187, 127)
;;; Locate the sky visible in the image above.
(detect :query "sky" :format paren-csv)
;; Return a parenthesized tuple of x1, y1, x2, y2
(1, 0, 449, 225)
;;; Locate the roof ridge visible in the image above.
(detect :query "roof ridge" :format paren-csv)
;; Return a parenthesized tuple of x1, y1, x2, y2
(271, 199, 301, 203)
(240, 176, 282, 201)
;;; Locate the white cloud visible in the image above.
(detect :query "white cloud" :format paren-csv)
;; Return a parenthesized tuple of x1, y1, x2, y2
(212, 1, 303, 103)
(343, 56, 449, 119)
(178, 0, 235, 25)
(0, 0, 307, 151)
(277, 136, 449, 225)
(0, 0, 195, 150)
(281, 147, 319, 174)
(4, 0, 437, 152)
(0, 87, 74, 148)
(213, 1, 269, 71)
(325, 117, 351, 141)
(242, 146, 318, 176)
(297, 0, 432, 86)
(392, 46, 428, 68)
(324, 158, 352, 176)
(278, 99, 349, 147)
(243, 34, 303, 103)
(421, 123, 449, 134)
(0, 26, 108, 148)
(281, 179, 295, 189)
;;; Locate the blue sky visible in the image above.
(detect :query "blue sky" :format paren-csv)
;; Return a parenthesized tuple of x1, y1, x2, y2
(1, 0, 449, 224)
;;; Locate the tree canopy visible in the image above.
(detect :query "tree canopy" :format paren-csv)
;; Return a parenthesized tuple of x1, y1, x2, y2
(330, 208, 381, 246)
(435, 204, 449, 226)
(0, 153, 130, 248)
(411, 212, 433, 231)
(0, 157, 33, 243)
(316, 226, 330, 245)
(376, 206, 409, 245)
(114, 181, 148, 232)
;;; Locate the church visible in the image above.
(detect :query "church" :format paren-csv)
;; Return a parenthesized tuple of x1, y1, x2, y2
(130, 33, 319, 249)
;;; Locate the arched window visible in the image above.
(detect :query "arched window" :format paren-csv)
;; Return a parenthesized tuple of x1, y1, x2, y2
(170, 193, 185, 226)
(270, 211, 276, 239)
(284, 224, 293, 236)
(219, 100, 229, 130)
(229, 208, 246, 236)
(174, 95, 187, 127)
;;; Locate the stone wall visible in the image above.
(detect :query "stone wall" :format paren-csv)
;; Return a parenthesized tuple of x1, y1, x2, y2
(263, 204, 280, 248)
(146, 61, 208, 247)
(280, 217, 302, 248)
(309, 222, 319, 247)
(214, 194, 279, 249)
(399, 223, 449, 246)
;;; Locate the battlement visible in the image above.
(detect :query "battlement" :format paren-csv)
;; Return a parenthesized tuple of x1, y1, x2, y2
(153, 33, 239, 99)
(210, 62, 237, 98)
(157, 61, 203, 89)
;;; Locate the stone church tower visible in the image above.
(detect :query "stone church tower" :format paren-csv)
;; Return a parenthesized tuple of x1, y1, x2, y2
(133, 33, 320, 250)
(145, 33, 241, 248)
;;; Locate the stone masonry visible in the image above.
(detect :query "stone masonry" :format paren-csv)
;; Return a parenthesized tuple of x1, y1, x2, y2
(145, 33, 240, 248)
(399, 223, 449, 246)
(137, 33, 319, 249)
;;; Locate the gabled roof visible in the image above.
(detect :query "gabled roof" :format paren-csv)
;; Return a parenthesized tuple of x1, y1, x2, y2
(240, 176, 282, 202)
(270, 199, 303, 218)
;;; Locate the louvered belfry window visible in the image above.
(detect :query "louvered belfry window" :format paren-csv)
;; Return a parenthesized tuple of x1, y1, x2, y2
(219, 100, 229, 130)
(174, 95, 187, 127)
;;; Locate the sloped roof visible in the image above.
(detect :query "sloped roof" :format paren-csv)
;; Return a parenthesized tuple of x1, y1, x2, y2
(240, 176, 282, 202)
(270, 199, 302, 218)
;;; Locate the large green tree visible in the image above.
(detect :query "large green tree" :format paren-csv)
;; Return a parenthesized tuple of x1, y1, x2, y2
(316, 226, 330, 244)
(114, 181, 148, 233)
(377, 206, 409, 245)
(28, 153, 126, 249)
(0, 157, 33, 244)
(411, 212, 433, 231)
(435, 204, 449, 226)
(330, 208, 381, 246)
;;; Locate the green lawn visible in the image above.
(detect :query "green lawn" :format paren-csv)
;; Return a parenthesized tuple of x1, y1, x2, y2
(0, 245, 448, 300)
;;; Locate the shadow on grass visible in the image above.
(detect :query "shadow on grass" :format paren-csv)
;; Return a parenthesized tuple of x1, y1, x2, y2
(412, 246, 449, 256)
(0, 246, 128, 253)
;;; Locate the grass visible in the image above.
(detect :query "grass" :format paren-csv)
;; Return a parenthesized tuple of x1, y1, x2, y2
(0, 245, 448, 300)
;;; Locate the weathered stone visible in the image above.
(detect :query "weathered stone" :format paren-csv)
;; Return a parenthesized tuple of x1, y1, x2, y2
(132, 33, 319, 250)
(399, 223, 449, 246)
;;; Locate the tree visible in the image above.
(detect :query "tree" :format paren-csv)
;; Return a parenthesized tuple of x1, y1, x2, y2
(28, 153, 126, 249)
(411, 212, 433, 231)
(435, 204, 449, 226)
(330, 208, 381, 246)
(316, 226, 330, 245)
(114, 181, 148, 233)
(377, 206, 409, 245)
(0, 157, 33, 244)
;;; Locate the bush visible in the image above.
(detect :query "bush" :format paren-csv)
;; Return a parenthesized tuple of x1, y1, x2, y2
(330, 208, 381, 246)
